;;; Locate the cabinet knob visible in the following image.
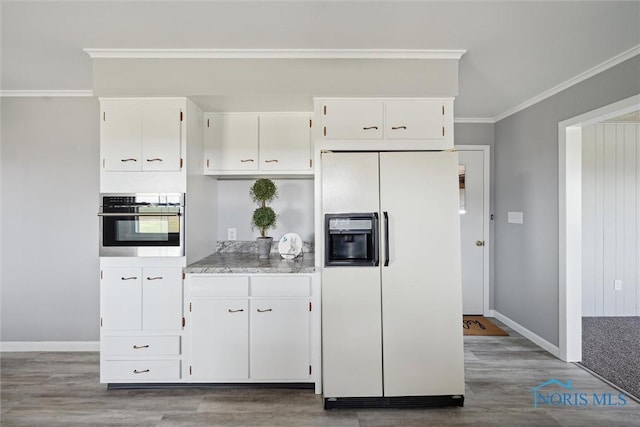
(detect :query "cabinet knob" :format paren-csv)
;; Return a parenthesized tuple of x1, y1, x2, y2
(475, 240, 485, 247)
(146, 158, 163, 162)
(362, 126, 379, 130)
(120, 276, 138, 281)
(120, 158, 137, 162)
(240, 159, 255, 163)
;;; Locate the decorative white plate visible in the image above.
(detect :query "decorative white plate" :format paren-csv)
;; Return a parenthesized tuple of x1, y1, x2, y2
(278, 232, 303, 259)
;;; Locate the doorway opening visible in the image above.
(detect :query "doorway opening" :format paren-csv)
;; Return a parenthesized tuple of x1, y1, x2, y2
(558, 94, 640, 362)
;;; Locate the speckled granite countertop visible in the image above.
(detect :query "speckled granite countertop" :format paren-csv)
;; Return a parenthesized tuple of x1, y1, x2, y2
(184, 240, 315, 274)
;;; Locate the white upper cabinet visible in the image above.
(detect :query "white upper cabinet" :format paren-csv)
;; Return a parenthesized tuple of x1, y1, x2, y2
(101, 100, 183, 172)
(205, 114, 259, 172)
(259, 114, 312, 171)
(318, 98, 454, 149)
(204, 113, 312, 175)
(385, 100, 445, 140)
(322, 101, 384, 139)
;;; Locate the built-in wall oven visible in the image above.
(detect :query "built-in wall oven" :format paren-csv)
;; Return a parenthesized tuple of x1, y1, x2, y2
(98, 193, 184, 257)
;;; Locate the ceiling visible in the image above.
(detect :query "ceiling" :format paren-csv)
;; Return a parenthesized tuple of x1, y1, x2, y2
(1, 1, 639, 121)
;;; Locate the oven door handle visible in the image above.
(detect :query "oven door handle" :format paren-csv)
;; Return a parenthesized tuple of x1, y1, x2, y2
(97, 212, 182, 217)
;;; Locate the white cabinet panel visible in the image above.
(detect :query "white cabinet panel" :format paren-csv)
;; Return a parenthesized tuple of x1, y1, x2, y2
(385, 100, 444, 140)
(101, 268, 142, 331)
(189, 275, 249, 297)
(251, 276, 310, 297)
(250, 299, 310, 380)
(259, 114, 311, 171)
(205, 114, 259, 171)
(190, 299, 249, 380)
(101, 105, 143, 171)
(322, 101, 384, 139)
(142, 267, 183, 331)
(142, 106, 182, 171)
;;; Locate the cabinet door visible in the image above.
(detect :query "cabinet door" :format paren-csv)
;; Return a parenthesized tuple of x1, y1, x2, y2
(205, 114, 259, 171)
(190, 299, 249, 380)
(101, 104, 142, 171)
(322, 101, 384, 139)
(142, 267, 183, 331)
(142, 106, 182, 171)
(250, 299, 310, 380)
(259, 114, 311, 171)
(385, 101, 445, 140)
(101, 268, 142, 330)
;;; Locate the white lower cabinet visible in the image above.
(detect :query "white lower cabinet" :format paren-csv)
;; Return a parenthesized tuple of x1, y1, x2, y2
(100, 265, 184, 383)
(185, 274, 321, 392)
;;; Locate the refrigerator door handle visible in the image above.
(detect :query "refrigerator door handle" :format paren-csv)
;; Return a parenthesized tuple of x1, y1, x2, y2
(373, 212, 380, 266)
(383, 211, 390, 266)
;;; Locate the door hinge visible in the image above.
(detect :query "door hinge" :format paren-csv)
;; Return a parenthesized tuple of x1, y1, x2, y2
(207, 118, 210, 128)
(102, 159, 105, 169)
(189, 302, 192, 312)
(323, 105, 327, 115)
(206, 159, 210, 168)
(309, 119, 312, 128)
(309, 159, 312, 168)
(442, 127, 445, 137)
(442, 105, 445, 115)
(323, 126, 327, 137)
(309, 302, 312, 312)
(182, 272, 186, 280)
(309, 365, 312, 375)
(100, 270, 103, 280)
(100, 318, 103, 327)
(182, 317, 186, 327)
(180, 111, 184, 122)
(180, 158, 184, 169)
(103, 112, 106, 121)
(189, 366, 192, 375)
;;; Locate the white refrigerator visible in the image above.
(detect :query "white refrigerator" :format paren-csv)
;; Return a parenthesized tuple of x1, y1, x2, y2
(321, 151, 465, 409)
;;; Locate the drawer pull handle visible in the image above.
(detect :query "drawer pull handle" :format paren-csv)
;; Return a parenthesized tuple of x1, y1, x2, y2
(146, 158, 163, 162)
(363, 126, 378, 130)
(120, 276, 138, 281)
(240, 159, 255, 163)
(120, 158, 137, 162)
(264, 159, 279, 163)
(146, 276, 163, 281)
(257, 308, 273, 313)
(133, 345, 149, 349)
(133, 369, 150, 374)
(391, 126, 407, 130)
(228, 309, 244, 313)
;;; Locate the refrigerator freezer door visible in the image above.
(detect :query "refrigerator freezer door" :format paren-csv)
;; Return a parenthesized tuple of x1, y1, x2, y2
(321, 152, 380, 213)
(379, 151, 465, 397)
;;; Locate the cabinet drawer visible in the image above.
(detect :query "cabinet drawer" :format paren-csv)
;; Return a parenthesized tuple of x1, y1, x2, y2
(102, 360, 181, 381)
(190, 276, 249, 297)
(251, 276, 311, 297)
(102, 336, 181, 356)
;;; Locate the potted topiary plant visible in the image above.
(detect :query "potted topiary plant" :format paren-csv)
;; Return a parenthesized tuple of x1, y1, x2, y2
(249, 178, 278, 259)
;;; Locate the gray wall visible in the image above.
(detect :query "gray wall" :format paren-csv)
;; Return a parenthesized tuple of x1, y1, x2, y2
(494, 55, 640, 346)
(1, 97, 100, 341)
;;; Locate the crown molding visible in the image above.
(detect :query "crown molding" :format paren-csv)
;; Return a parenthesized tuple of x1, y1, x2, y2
(493, 44, 640, 123)
(454, 117, 495, 124)
(0, 90, 94, 97)
(83, 48, 466, 60)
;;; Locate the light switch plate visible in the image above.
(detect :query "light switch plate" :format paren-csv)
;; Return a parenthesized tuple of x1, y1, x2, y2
(227, 228, 237, 241)
(614, 280, 622, 291)
(507, 211, 524, 224)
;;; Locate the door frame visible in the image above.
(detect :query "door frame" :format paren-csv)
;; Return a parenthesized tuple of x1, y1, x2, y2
(455, 145, 491, 316)
(558, 94, 640, 362)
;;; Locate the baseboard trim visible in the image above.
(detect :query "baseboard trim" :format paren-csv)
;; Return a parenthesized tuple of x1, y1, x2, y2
(0, 341, 99, 352)
(491, 311, 560, 358)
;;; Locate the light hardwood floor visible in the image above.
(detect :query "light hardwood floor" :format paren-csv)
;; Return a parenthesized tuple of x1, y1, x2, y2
(2, 321, 639, 426)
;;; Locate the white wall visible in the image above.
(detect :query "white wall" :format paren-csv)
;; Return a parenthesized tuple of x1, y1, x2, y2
(582, 123, 639, 316)
(216, 178, 315, 244)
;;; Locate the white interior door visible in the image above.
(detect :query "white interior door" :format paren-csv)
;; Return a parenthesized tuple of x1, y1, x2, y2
(458, 150, 485, 315)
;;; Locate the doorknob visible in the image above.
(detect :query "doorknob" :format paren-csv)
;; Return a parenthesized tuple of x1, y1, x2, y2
(475, 240, 485, 247)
